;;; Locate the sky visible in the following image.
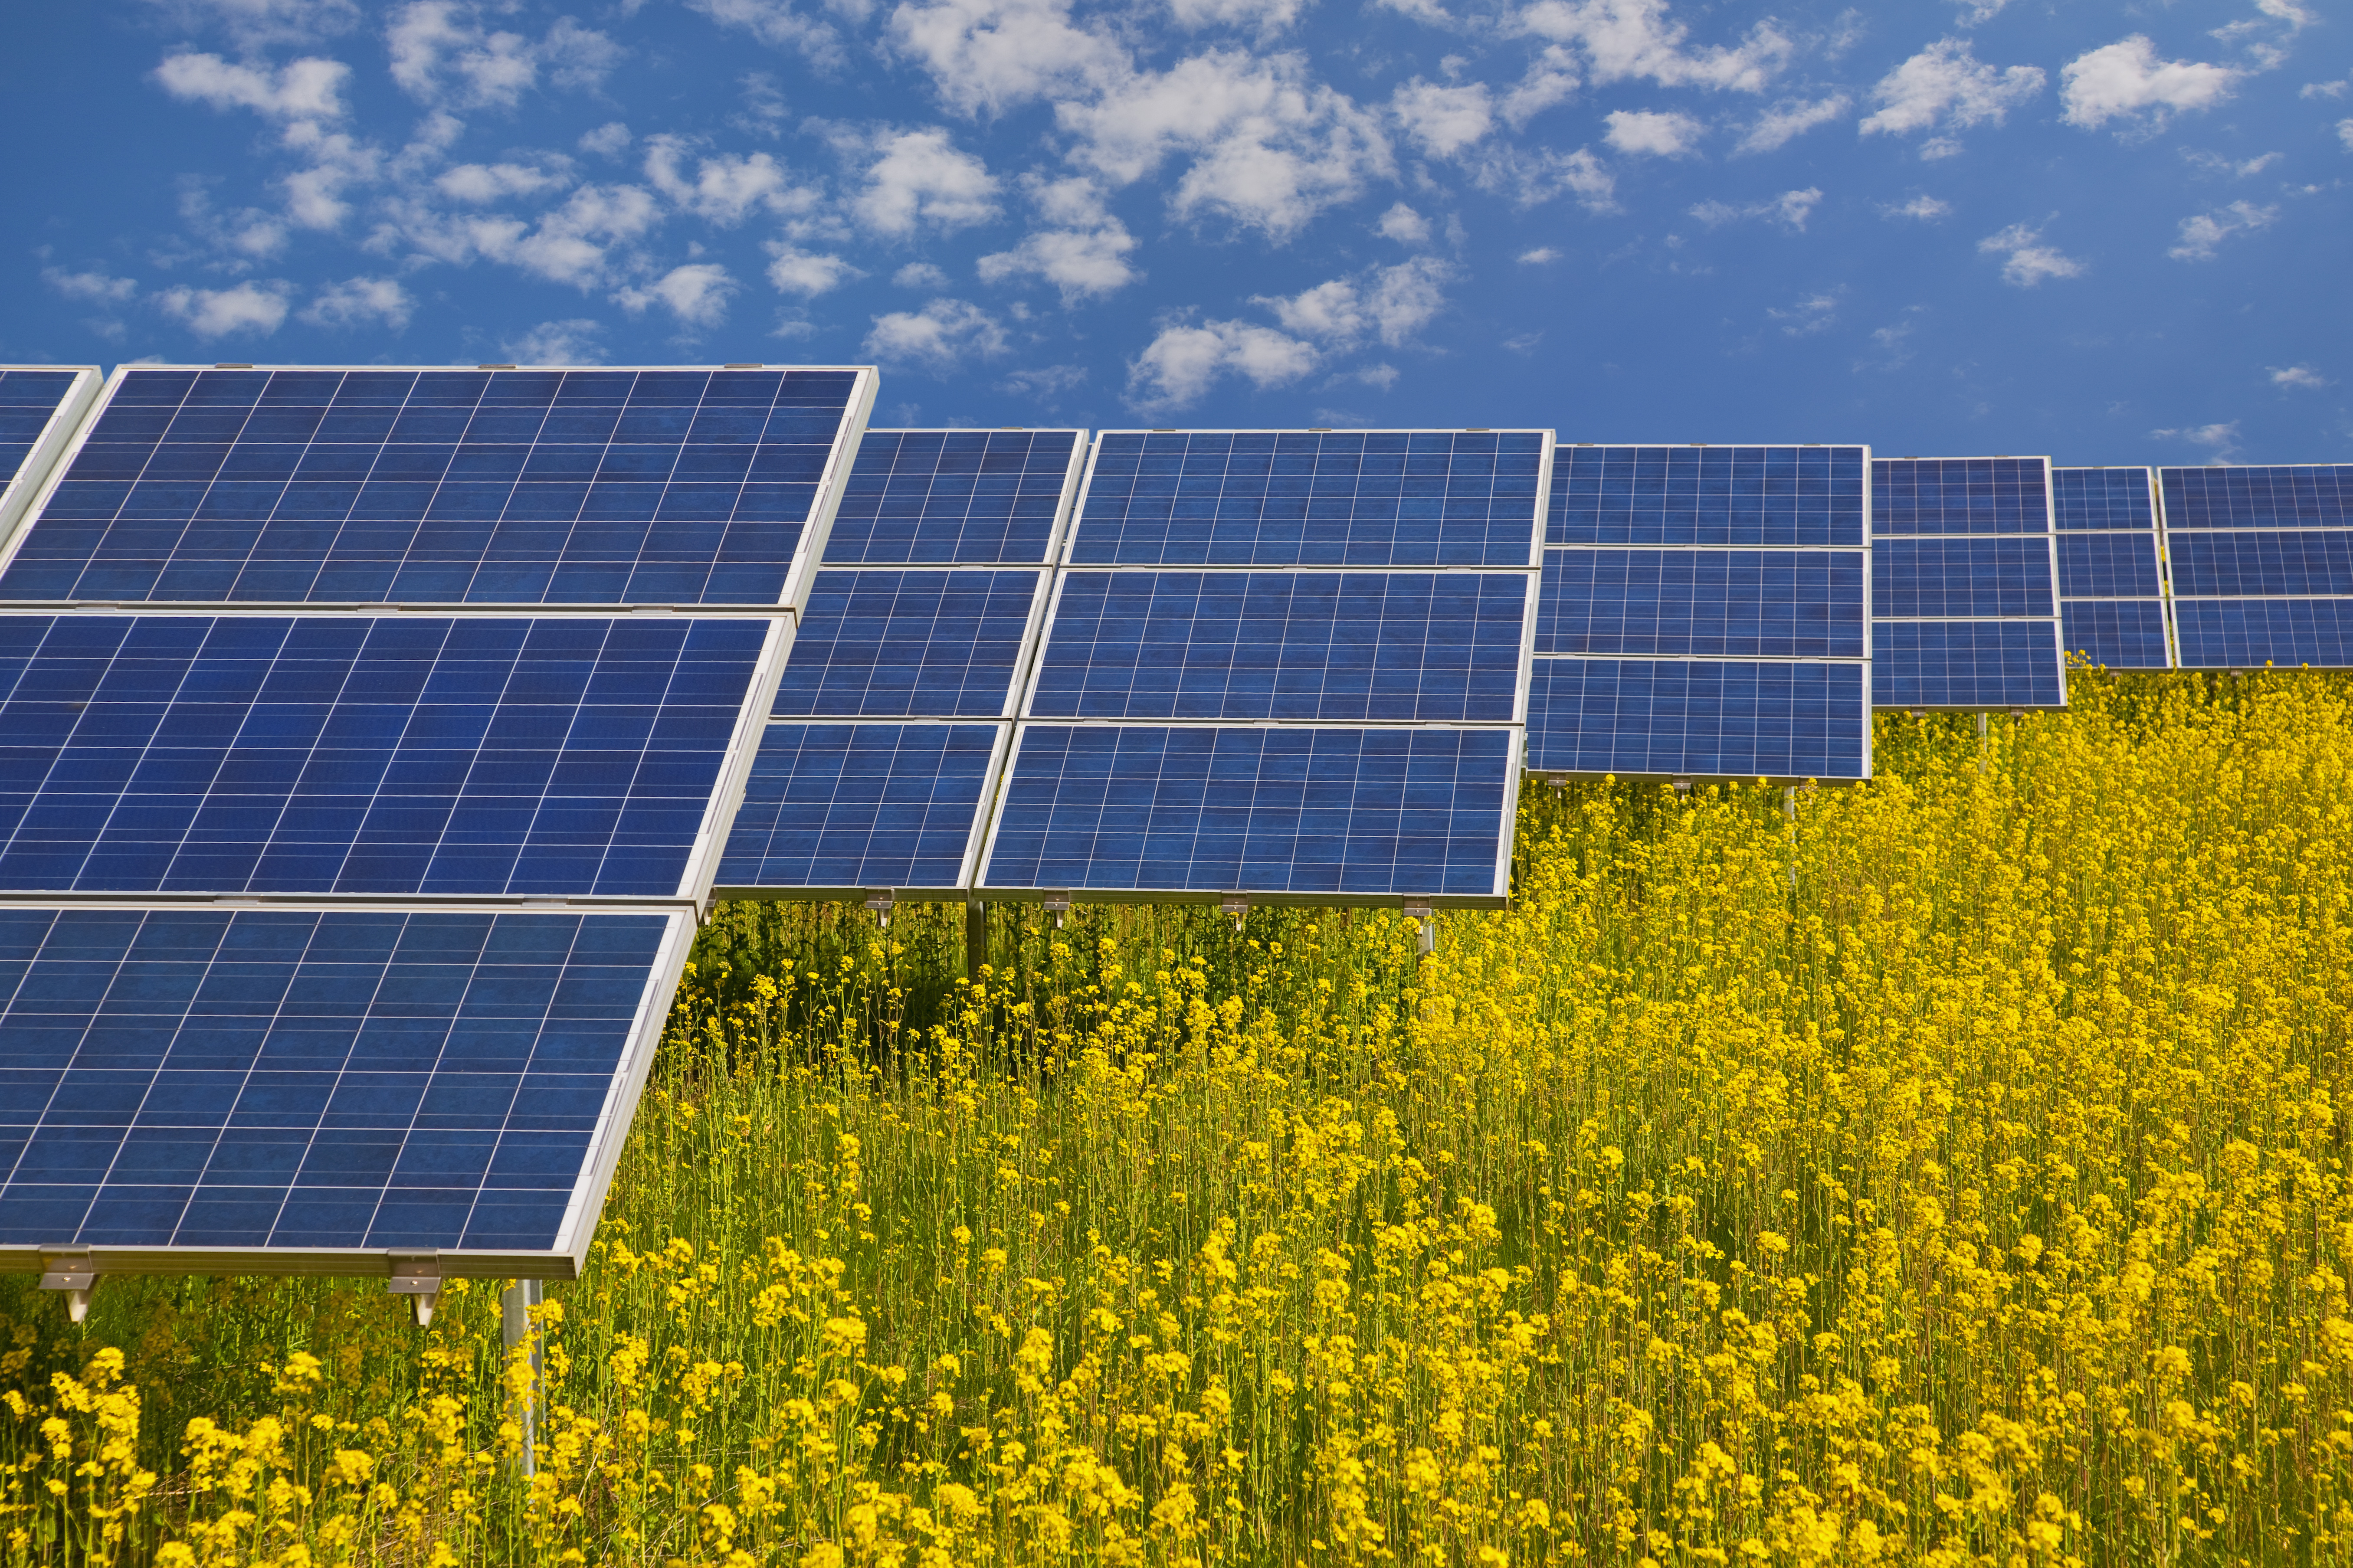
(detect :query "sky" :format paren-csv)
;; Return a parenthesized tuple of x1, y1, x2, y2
(1, 0, 2347, 464)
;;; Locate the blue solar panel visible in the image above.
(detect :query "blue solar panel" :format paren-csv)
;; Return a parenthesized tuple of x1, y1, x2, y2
(2049, 468, 2173, 671)
(716, 723, 1000, 892)
(1873, 621, 2065, 708)
(1527, 659, 1868, 779)
(0, 366, 868, 606)
(1548, 445, 1867, 547)
(981, 725, 1512, 900)
(0, 371, 86, 494)
(2053, 466, 2157, 532)
(770, 569, 1042, 719)
(825, 430, 1079, 565)
(2167, 531, 2353, 597)
(1539, 549, 1864, 658)
(1874, 537, 2058, 619)
(2055, 532, 2165, 599)
(1071, 430, 1545, 567)
(1029, 570, 1527, 723)
(1875, 457, 2052, 534)
(2158, 465, 2352, 669)
(2059, 601, 2173, 670)
(0, 907, 675, 1254)
(2160, 465, 2353, 529)
(2173, 600, 2353, 668)
(0, 614, 767, 897)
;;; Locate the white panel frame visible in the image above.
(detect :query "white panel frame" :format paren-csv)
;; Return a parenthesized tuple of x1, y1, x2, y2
(0, 368, 102, 559)
(2051, 465, 2177, 672)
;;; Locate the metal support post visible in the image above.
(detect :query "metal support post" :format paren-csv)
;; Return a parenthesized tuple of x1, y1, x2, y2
(1405, 899, 1436, 956)
(1977, 711, 1989, 775)
(39, 1252, 95, 1324)
(503, 1278, 544, 1478)
(388, 1253, 442, 1326)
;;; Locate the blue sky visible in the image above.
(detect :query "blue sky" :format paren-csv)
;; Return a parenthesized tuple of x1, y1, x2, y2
(3, 0, 2346, 462)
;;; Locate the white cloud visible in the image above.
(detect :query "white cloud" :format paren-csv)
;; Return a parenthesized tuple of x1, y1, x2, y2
(2152, 421, 2241, 458)
(614, 262, 739, 326)
(388, 182, 660, 285)
(504, 317, 604, 362)
(865, 297, 1011, 370)
(1767, 288, 1842, 336)
(1126, 317, 1317, 412)
(437, 161, 570, 202)
(2169, 200, 2278, 260)
(2182, 149, 2281, 178)
(154, 52, 350, 121)
(2340, 118, 2353, 151)
(1392, 79, 1494, 157)
(645, 137, 814, 225)
(976, 176, 1140, 303)
(1517, 0, 1792, 93)
(1371, 0, 1451, 23)
(1470, 144, 1614, 209)
(1168, 0, 1311, 36)
(691, 0, 846, 68)
(1517, 246, 1560, 263)
(2254, 0, 2314, 29)
(1376, 202, 1432, 243)
(580, 121, 632, 157)
(1257, 257, 1452, 348)
(158, 281, 291, 338)
(147, 0, 364, 50)
(1688, 186, 1821, 229)
(387, 3, 621, 108)
(1879, 194, 1950, 219)
(1978, 222, 2084, 286)
(1002, 363, 1089, 396)
(1736, 93, 1848, 154)
(300, 274, 412, 328)
(43, 268, 138, 304)
(2304, 78, 2350, 100)
(1861, 38, 2043, 144)
(889, 0, 1128, 116)
(850, 127, 1000, 236)
(2271, 364, 2329, 388)
(2061, 36, 2239, 131)
(1501, 46, 1580, 127)
(1604, 108, 1702, 157)
(895, 261, 951, 287)
(767, 244, 862, 296)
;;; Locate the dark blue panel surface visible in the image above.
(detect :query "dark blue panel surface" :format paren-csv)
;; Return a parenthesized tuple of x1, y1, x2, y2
(1872, 621, 2064, 708)
(1538, 550, 1864, 657)
(2055, 533, 2164, 600)
(2052, 467, 2156, 532)
(2173, 599, 2353, 668)
(0, 372, 81, 493)
(983, 725, 1509, 897)
(0, 615, 764, 897)
(0, 367, 859, 606)
(0, 908, 667, 1252)
(1072, 431, 1544, 567)
(2059, 601, 2173, 669)
(1874, 537, 2057, 618)
(1548, 446, 1867, 547)
(2167, 531, 2353, 597)
(1526, 658, 1866, 779)
(826, 430, 1076, 565)
(1873, 457, 2050, 536)
(1032, 571, 1527, 722)
(2160, 465, 2353, 529)
(718, 723, 997, 889)
(771, 569, 1039, 718)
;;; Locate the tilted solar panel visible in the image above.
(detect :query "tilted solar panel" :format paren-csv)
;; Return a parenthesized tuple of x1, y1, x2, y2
(0, 906, 687, 1277)
(0, 369, 104, 556)
(771, 569, 1047, 720)
(1871, 457, 2066, 709)
(0, 365, 875, 609)
(2161, 464, 2353, 669)
(825, 429, 1084, 565)
(2051, 467, 2173, 671)
(713, 723, 1006, 897)
(1528, 444, 1872, 782)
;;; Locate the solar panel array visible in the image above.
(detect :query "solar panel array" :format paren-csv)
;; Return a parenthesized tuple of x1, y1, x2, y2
(2051, 467, 2173, 670)
(0, 363, 875, 1289)
(2160, 465, 2353, 669)
(1529, 445, 1872, 781)
(974, 430, 1545, 907)
(0, 369, 103, 555)
(1871, 457, 2067, 710)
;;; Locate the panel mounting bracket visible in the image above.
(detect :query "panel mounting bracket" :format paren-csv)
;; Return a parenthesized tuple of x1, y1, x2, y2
(1042, 892, 1072, 929)
(864, 888, 896, 928)
(1220, 893, 1249, 930)
(1403, 899, 1436, 956)
(388, 1252, 442, 1327)
(38, 1250, 95, 1324)
(1672, 776, 1692, 799)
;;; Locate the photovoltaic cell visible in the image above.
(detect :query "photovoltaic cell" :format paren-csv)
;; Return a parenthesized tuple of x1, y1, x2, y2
(2051, 467, 2172, 671)
(0, 366, 868, 606)
(1876, 457, 2051, 534)
(2161, 464, 2353, 669)
(0, 907, 675, 1254)
(0, 372, 86, 494)
(1538, 549, 1864, 658)
(770, 569, 1042, 719)
(716, 723, 1001, 893)
(1526, 660, 1867, 779)
(2057, 602, 2173, 669)
(1070, 430, 1546, 567)
(1872, 620, 2065, 709)
(2056, 533, 2165, 599)
(1873, 538, 2057, 619)
(1029, 570, 1528, 722)
(1871, 456, 2065, 707)
(1548, 445, 1867, 547)
(0, 614, 768, 898)
(825, 429, 1080, 565)
(980, 725, 1511, 900)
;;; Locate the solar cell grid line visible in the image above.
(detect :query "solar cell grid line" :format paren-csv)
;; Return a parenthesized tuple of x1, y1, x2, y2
(824, 429, 1087, 566)
(1870, 455, 2067, 710)
(0, 363, 876, 612)
(2161, 463, 2353, 669)
(0, 902, 691, 1280)
(0, 370, 104, 560)
(771, 568, 1050, 720)
(2051, 466, 2174, 671)
(0, 611, 787, 903)
(1548, 442, 1869, 547)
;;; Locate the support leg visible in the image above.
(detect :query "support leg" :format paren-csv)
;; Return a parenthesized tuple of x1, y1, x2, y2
(502, 1279, 544, 1477)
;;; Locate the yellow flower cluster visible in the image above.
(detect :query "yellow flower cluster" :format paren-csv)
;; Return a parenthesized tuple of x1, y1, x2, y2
(3, 668, 2351, 1565)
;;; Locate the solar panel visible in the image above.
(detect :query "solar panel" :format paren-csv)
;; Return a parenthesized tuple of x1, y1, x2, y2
(0, 369, 103, 554)
(0, 613, 777, 899)
(1871, 457, 2066, 709)
(2161, 465, 2353, 669)
(2051, 467, 2173, 670)
(771, 569, 1047, 719)
(0, 906, 687, 1273)
(1528, 445, 1872, 782)
(825, 429, 1084, 564)
(0, 365, 875, 609)
(714, 723, 1005, 896)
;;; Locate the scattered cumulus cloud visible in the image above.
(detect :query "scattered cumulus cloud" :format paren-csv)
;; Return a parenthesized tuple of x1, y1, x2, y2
(386, 2, 623, 110)
(158, 280, 292, 337)
(1126, 316, 1317, 412)
(2168, 200, 2278, 260)
(2182, 149, 2281, 178)
(1392, 79, 1495, 157)
(580, 121, 632, 157)
(1861, 38, 2043, 151)
(43, 268, 139, 304)
(1468, 144, 1615, 210)
(1376, 202, 1432, 244)
(865, 297, 1011, 370)
(2271, 364, 2329, 389)
(437, 161, 570, 203)
(976, 175, 1140, 302)
(1518, 246, 1560, 263)
(154, 52, 350, 121)
(895, 262, 951, 288)
(1689, 187, 1821, 230)
(1880, 195, 1951, 219)
(300, 274, 412, 328)
(1604, 108, 1703, 157)
(1517, 0, 1793, 94)
(848, 127, 1000, 237)
(689, 0, 849, 69)
(767, 244, 862, 296)
(1255, 257, 1453, 348)
(646, 137, 813, 225)
(1168, 0, 1313, 38)
(2060, 36, 2240, 131)
(504, 317, 605, 362)
(614, 262, 738, 326)
(2151, 420, 2241, 459)
(1737, 94, 1848, 154)
(2304, 77, 2350, 100)
(1767, 288, 1842, 336)
(1977, 222, 2084, 286)
(889, 0, 1129, 117)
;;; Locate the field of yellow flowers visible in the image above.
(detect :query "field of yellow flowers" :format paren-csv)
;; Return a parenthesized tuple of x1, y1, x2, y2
(3, 668, 2351, 1566)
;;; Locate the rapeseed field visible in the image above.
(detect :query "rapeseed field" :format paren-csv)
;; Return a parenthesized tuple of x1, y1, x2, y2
(3, 668, 2350, 1566)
